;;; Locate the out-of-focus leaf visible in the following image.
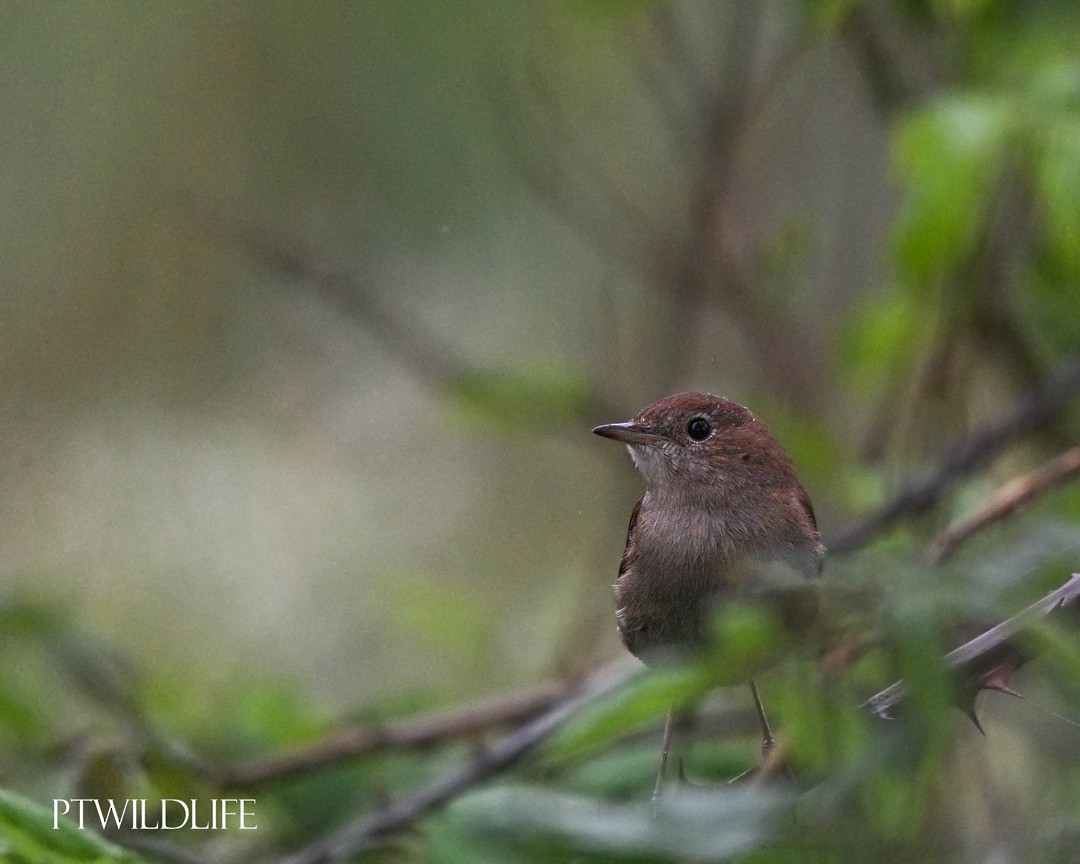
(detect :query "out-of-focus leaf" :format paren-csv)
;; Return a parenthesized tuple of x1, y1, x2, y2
(706, 603, 789, 677)
(197, 682, 331, 759)
(444, 366, 592, 430)
(837, 289, 920, 385)
(545, 665, 711, 762)
(0, 687, 47, 744)
(0, 603, 64, 643)
(74, 748, 130, 805)
(1026, 59, 1080, 112)
(0, 605, 62, 745)
(769, 660, 871, 776)
(0, 788, 146, 863)
(1034, 116, 1080, 282)
(1028, 266, 1080, 354)
(561, 741, 660, 799)
(564, 738, 756, 799)
(893, 96, 1011, 282)
(378, 570, 492, 664)
(1024, 612, 1080, 684)
(141, 747, 206, 803)
(883, 609, 953, 731)
(452, 784, 790, 862)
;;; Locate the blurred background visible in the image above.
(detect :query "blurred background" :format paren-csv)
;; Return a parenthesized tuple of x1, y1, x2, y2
(1, 2, 1079, 862)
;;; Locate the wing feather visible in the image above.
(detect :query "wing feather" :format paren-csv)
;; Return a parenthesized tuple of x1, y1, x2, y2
(617, 494, 643, 580)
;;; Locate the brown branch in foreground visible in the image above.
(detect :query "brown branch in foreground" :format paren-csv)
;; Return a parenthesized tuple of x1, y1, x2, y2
(214, 679, 575, 789)
(274, 572, 1080, 864)
(864, 572, 1080, 720)
(276, 662, 637, 864)
(115, 834, 213, 864)
(826, 354, 1080, 554)
(927, 446, 1080, 563)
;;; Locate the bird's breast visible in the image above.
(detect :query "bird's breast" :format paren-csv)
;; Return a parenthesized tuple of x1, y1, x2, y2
(614, 495, 819, 660)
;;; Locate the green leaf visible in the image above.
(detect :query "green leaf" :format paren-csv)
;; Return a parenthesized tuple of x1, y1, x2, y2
(706, 603, 790, 678)
(0, 604, 64, 644)
(0, 788, 147, 863)
(452, 784, 790, 862)
(893, 96, 1012, 282)
(546, 665, 712, 762)
(837, 289, 920, 384)
(1034, 116, 1080, 280)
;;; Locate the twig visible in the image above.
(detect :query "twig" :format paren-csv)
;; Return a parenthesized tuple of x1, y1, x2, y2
(188, 208, 624, 424)
(750, 736, 790, 787)
(826, 355, 1080, 554)
(213, 679, 574, 788)
(927, 446, 1080, 563)
(627, 19, 698, 161)
(840, 0, 938, 112)
(193, 210, 468, 388)
(651, 3, 714, 125)
(276, 662, 637, 864)
(262, 571, 1079, 864)
(864, 572, 1080, 720)
(112, 834, 217, 864)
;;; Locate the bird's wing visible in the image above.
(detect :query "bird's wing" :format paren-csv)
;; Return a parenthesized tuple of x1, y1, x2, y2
(792, 484, 825, 578)
(614, 494, 644, 651)
(617, 494, 643, 581)
(794, 484, 818, 533)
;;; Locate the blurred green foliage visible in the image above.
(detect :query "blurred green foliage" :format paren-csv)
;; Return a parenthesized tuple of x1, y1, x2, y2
(0, 790, 146, 864)
(1, 1, 1080, 863)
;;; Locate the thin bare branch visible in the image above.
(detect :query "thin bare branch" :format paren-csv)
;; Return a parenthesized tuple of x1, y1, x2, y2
(519, 53, 674, 247)
(113, 834, 216, 864)
(480, 57, 680, 279)
(827, 354, 1080, 554)
(840, 0, 939, 112)
(650, 3, 714, 128)
(214, 679, 574, 789)
(627, 22, 699, 160)
(271, 570, 1080, 863)
(192, 209, 469, 386)
(276, 662, 637, 864)
(927, 446, 1080, 563)
(186, 208, 625, 424)
(864, 572, 1080, 720)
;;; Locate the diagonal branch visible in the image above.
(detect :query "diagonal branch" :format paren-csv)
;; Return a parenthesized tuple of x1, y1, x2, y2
(272, 571, 1080, 864)
(839, 0, 939, 112)
(864, 572, 1080, 720)
(826, 354, 1080, 554)
(275, 662, 637, 864)
(188, 209, 624, 423)
(213, 679, 575, 789)
(927, 445, 1080, 563)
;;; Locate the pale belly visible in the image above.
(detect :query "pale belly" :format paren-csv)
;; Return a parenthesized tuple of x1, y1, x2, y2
(615, 549, 820, 662)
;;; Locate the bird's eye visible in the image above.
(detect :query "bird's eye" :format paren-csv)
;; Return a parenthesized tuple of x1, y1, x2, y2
(686, 417, 711, 441)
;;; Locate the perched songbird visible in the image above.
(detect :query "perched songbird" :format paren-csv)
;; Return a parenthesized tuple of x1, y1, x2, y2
(594, 392, 824, 791)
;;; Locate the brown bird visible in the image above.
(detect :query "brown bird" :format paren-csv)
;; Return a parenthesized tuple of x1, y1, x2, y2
(594, 392, 823, 794)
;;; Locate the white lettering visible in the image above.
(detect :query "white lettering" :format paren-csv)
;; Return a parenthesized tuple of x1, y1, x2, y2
(93, 798, 131, 830)
(52, 800, 71, 830)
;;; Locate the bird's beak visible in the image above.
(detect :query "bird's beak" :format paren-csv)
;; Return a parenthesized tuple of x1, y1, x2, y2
(592, 422, 665, 446)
